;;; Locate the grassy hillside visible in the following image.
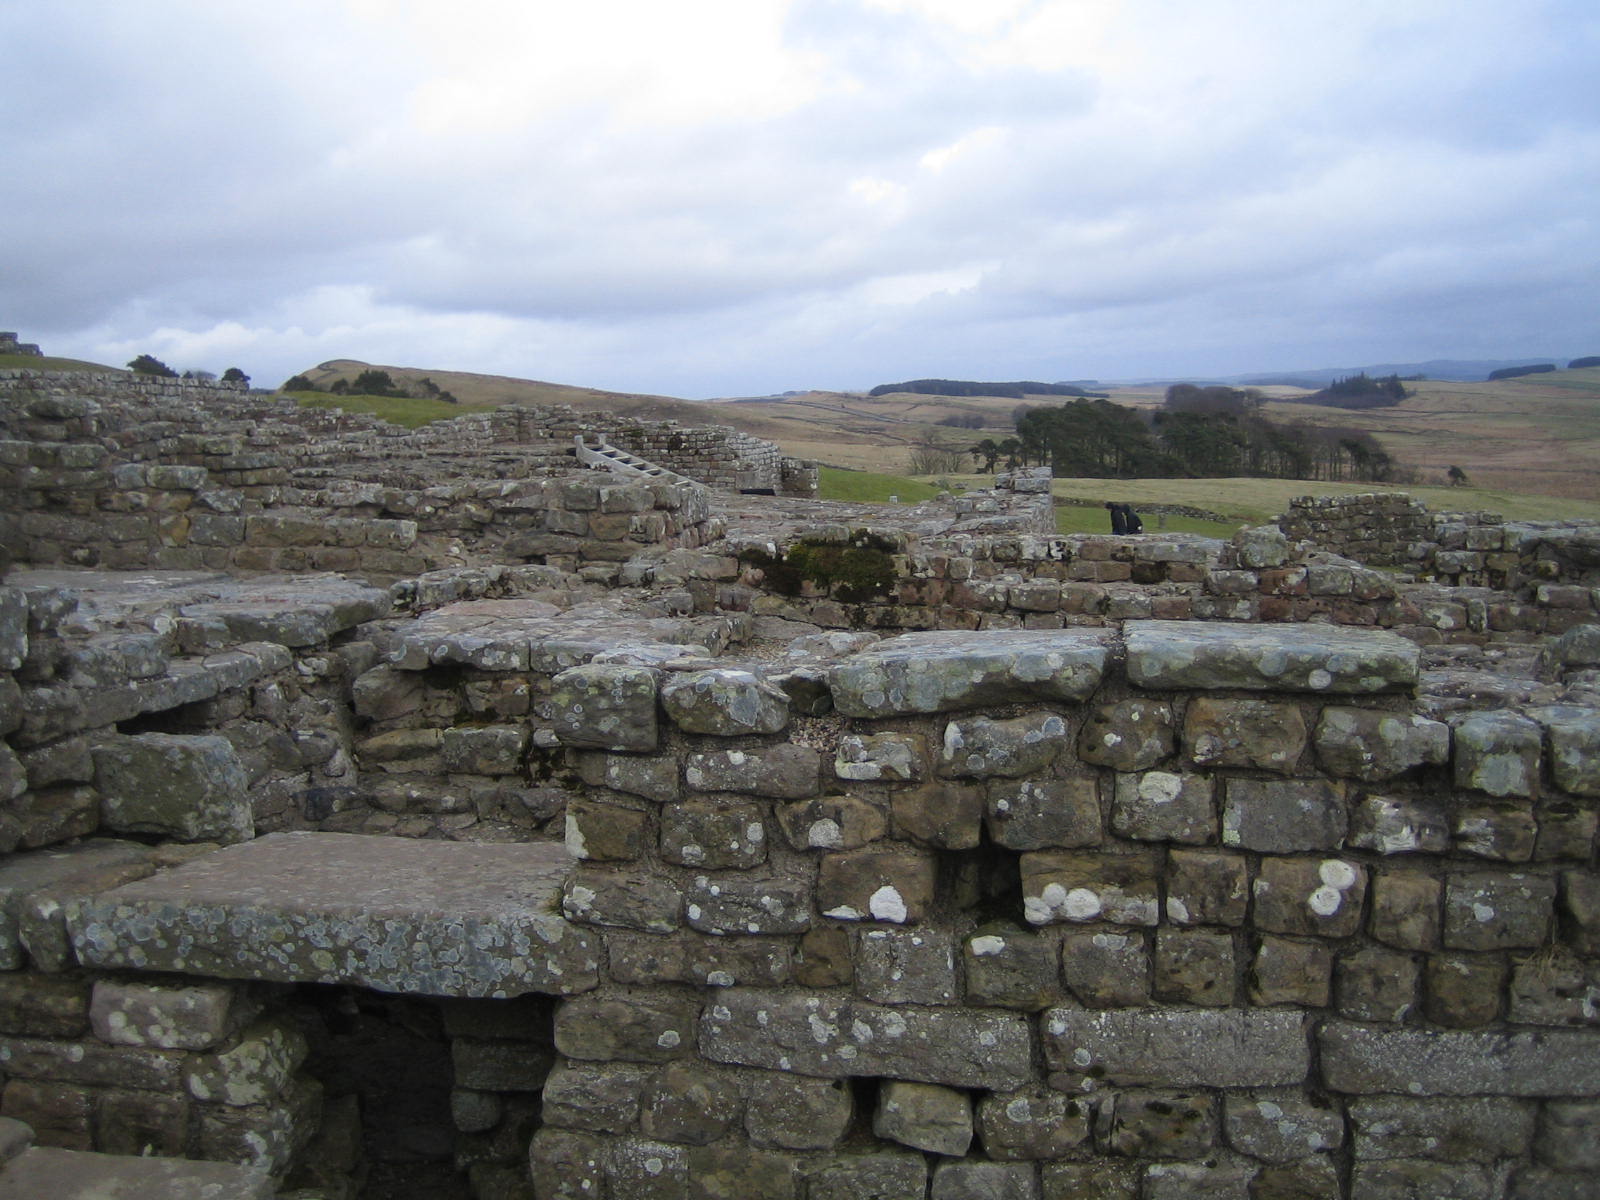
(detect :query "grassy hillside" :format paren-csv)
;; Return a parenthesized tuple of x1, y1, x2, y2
(0, 352, 119, 371)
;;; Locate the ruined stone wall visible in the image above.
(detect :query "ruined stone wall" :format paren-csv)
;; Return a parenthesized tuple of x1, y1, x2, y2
(0, 334, 41, 357)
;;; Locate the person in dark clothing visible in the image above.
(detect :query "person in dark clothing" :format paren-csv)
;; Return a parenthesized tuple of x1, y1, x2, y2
(1105, 501, 1127, 534)
(1123, 504, 1144, 534)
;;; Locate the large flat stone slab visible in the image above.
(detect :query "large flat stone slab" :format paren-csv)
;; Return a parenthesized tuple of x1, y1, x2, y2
(828, 630, 1111, 717)
(0, 1145, 272, 1199)
(1125, 620, 1419, 694)
(391, 600, 712, 672)
(1320, 1022, 1600, 1096)
(67, 832, 598, 998)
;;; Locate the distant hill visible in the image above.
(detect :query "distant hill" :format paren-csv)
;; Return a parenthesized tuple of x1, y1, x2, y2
(1228, 358, 1569, 386)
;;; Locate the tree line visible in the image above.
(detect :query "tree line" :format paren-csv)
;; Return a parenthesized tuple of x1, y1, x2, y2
(281, 369, 459, 404)
(870, 378, 1107, 399)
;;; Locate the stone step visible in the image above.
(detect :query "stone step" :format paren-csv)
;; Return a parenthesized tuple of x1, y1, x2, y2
(68, 831, 598, 998)
(0, 1144, 272, 1199)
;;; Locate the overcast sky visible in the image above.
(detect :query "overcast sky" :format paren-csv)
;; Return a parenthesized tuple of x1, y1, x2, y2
(4, 0, 1596, 397)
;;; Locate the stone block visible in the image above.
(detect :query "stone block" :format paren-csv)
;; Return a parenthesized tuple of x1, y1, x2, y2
(90, 979, 248, 1050)
(803, 1152, 927, 1200)
(776, 795, 887, 851)
(1349, 1095, 1534, 1162)
(1153, 929, 1235, 1006)
(604, 1136, 689, 1197)
(1042, 1008, 1310, 1090)
(1111, 771, 1214, 845)
(854, 928, 957, 1005)
(1370, 870, 1441, 950)
(1562, 870, 1600, 956)
(1537, 799, 1597, 861)
(931, 1161, 1041, 1200)
(684, 875, 811, 936)
(1249, 1157, 1341, 1200)
(687, 1143, 800, 1200)
(450, 1088, 502, 1133)
(874, 1080, 972, 1155)
(817, 848, 936, 924)
(528, 1127, 608, 1200)
(1060, 930, 1151, 1008)
(0, 1034, 185, 1091)
(546, 664, 659, 752)
(828, 630, 1108, 717)
(986, 777, 1101, 850)
(0, 973, 91, 1038)
(1139, 1155, 1256, 1199)
(566, 800, 652, 861)
(1, 1079, 91, 1149)
(963, 926, 1059, 1010)
(554, 992, 699, 1064)
(185, 1016, 307, 1106)
(92, 732, 252, 843)
(640, 1061, 740, 1145)
(1223, 1090, 1343, 1162)
(836, 733, 925, 782)
(660, 798, 767, 869)
(1508, 1165, 1596, 1200)
(1320, 1021, 1600, 1095)
(1453, 710, 1542, 798)
(1222, 779, 1346, 853)
(1443, 871, 1555, 950)
(1165, 848, 1248, 926)
(1124, 620, 1418, 693)
(1537, 1100, 1600, 1170)
(577, 751, 681, 803)
(892, 779, 985, 849)
(977, 1084, 1092, 1160)
(1251, 857, 1366, 938)
(1533, 707, 1600, 797)
(96, 1088, 191, 1157)
(700, 989, 1033, 1090)
(1508, 954, 1600, 1026)
(939, 712, 1069, 779)
(1076, 700, 1175, 771)
(1314, 708, 1449, 781)
(563, 866, 682, 933)
(1040, 1161, 1138, 1200)
(1424, 954, 1505, 1027)
(539, 1060, 652, 1132)
(661, 669, 789, 735)
(1348, 792, 1450, 856)
(451, 1037, 555, 1092)
(743, 1073, 853, 1150)
(1185, 697, 1307, 773)
(1021, 849, 1160, 927)
(1337, 947, 1419, 1023)
(685, 745, 820, 799)
(1101, 1089, 1218, 1158)
(441, 725, 527, 775)
(1249, 936, 1333, 1008)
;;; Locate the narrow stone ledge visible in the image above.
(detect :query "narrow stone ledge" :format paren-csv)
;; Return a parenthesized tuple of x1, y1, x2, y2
(1320, 1022, 1600, 1096)
(1042, 1008, 1311, 1089)
(67, 832, 598, 998)
(0, 1145, 272, 1199)
(1125, 620, 1419, 693)
(699, 988, 1033, 1091)
(828, 630, 1110, 717)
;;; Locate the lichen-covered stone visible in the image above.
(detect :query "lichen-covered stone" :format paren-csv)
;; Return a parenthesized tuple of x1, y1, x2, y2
(660, 798, 767, 869)
(891, 779, 984, 849)
(539, 1060, 652, 1132)
(1043, 1008, 1310, 1090)
(1185, 698, 1307, 773)
(776, 794, 887, 851)
(854, 928, 956, 1005)
(440, 725, 527, 775)
(931, 1160, 1040, 1200)
(1320, 1022, 1600, 1095)
(1315, 707, 1449, 781)
(1165, 848, 1248, 926)
(803, 1152, 926, 1200)
(1348, 793, 1450, 856)
(700, 989, 1033, 1090)
(545, 664, 659, 752)
(1252, 856, 1367, 938)
(1350, 1160, 1498, 1200)
(963, 925, 1059, 1011)
(640, 1061, 741, 1145)
(1153, 929, 1236, 1006)
(1022, 850, 1161, 927)
(835, 733, 925, 782)
(744, 1073, 853, 1150)
(685, 874, 812, 936)
(685, 745, 820, 799)
(939, 712, 1069, 779)
(1040, 1161, 1138, 1200)
(576, 750, 681, 803)
(1101, 1089, 1218, 1158)
(1112, 771, 1214, 845)
(1452, 710, 1542, 798)
(1125, 620, 1419, 693)
(1061, 929, 1151, 1007)
(1076, 700, 1174, 771)
(554, 993, 699, 1064)
(184, 1016, 308, 1106)
(874, 1080, 972, 1155)
(90, 978, 249, 1050)
(1443, 871, 1555, 951)
(985, 776, 1101, 850)
(91, 732, 252, 843)
(563, 865, 682, 934)
(661, 668, 790, 735)
(528, 1127, 607, 1200)
(828, 630, 1109, 717)
(1530, 706, 1600, 797)
(1223, 1090, 1343, 1163)
(1349, 1095, 1534, 1163)
(817, 847, 936, 924)
(1222, 779, 1346, 853)
(975, 1084, 1091, 1161)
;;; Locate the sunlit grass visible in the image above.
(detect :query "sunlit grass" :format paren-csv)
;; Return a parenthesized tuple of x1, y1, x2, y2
(818, 467, 953, 504)
(0, 353, 117, 371)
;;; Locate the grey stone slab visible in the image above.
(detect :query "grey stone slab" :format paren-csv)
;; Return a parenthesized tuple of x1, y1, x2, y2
(1042, 1008, 1311, 1089)
(68, 832, 598, 997)
(0, 1145, 272, 1199)
(1125, 620, 1419, 693)
(0, 840, 152, 969)
(1320, 1021, 1600, 1096)
(828, 630, 1110, 717)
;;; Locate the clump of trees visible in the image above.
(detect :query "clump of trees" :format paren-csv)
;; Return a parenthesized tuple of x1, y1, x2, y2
(279, 369, 458, 403)
(1290, 372, 1411, 409)
(128, 354, 178, 377)
(870, 378, 1107, 399)
(1487, 364, 1556, 381)
(1568, 356, 1600, 369)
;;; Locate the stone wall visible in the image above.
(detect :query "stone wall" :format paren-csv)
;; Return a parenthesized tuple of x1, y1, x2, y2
(0, 335, 41, 358)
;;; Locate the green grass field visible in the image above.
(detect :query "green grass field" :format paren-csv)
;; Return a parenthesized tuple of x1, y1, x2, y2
(818, 467, 952, 504)
(0, 353, 117, 371)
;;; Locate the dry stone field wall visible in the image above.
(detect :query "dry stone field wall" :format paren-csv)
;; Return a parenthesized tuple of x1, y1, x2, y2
(1, 356, 1600, 1196)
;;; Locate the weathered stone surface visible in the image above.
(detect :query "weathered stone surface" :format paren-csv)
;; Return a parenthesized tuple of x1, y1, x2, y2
(1315, 708, 1449, 781)
(0, 1035, 184, 1091)
(1425, 954, 1506, 1028)
(1453, 801, 1537, 861)
(90, 978, 248, 1050)
(891, 779, 984, 850)
(0, 840, 151, 969)
(744, 1073, 853, 1150)
(1563, 870, 1600, 956)
(1337, 947, 1419, 1023)
(939, 712, 1069, 780)
(1350, 1160, 1497, 1200)
(1022, 850, 1160, 927)
(0, 974, 91, 1038)
(874, 1080, 972, 1155)
(1531, 707, 1600, 797)
(1043, 1008, 1310, 1089)
(185, 1016, 307, 1106)
(564, 866, 682, 934)
(1453, 710, 1542, 798)
(931, 1160, 1040, 1200)
(803, 1152, 926, 1200)
(1508, 1165, 1597, 1200)
(440, 725, 527, 775)
(660, 798, 767, 869)
(1165, 848, 1248, 926)
(685, 746, 820, 799)
(1061, 929, 1151, 1007)
(1153, 929, 1235, 1006)
(687, 1143, 800, 1200)
(1223, 1090, 1343, 1163)
(776, 795, 887, 851)
(685, 874, 811, 936)
(528, 1127, 607, 1200)
(828, 630, 1109, 717)
(545, 664, 659, 752)
(566, 800, 651, 862)
(0, 1145, 273, 1199)
(576, 751, 681, 803)
(451, 1036, 555, 1092)
(1252, 857, 1366, 938)
(1249, 936, 1333, 1008)
(1125, 620, 1419, 693)
(1321, 1022, 1600, 1095)
(70, 833, 599, 996)
(1112, 772, 1214, 845)
(985, 776, 1101, 850)
(1102, 1089, 1218, 1159)
(1076, 700, 1174, 771)
(1349, 1095, 1534, 1162)
(539, 1060, 652, 1132)
(963, 925, 1059, 1010)
(854, 928, 956, 1005)
(554, 992, 699, 1063)
(1139, 1154, 1256, 1200)
(640, 1062, 740, 1145)
(1370, 871, 1441, 950)
(700, 989, 1033, 1090)
(1039, 1160, 1138, 1200)
(835, 733, 925, 782)
(661, 669, 789, 736)
(977, 1084, 1091, 1160)
(1536, 1099, 1600, 1170)
(817, 848, 937, 924)
(1348, 793, 1450, 856)
(1222, 779, 1346, 853)
(1185, 698, 1306, 773)
(91, 733, 252, 843)
(1443, 871, 1555, 950)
